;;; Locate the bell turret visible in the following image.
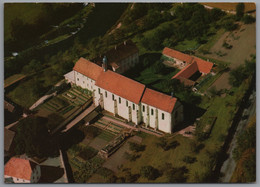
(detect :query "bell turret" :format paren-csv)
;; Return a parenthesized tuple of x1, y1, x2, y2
(102, 56, 108, 72)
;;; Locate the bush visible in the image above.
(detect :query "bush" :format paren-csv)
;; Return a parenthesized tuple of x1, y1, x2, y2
(183, 156, 197, 164)
(140, 165, 160, 180)
(78, 146, 98, 161)
(156, 137, 180, 151)
(128, 142, 146, 152)
(124, 152, 141, 161)
(242, 15, 256, 24)
(222, 19, 237, 31)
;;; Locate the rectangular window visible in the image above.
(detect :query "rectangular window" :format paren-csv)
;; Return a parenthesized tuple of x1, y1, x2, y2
(126, 101, 128, 107)
(112, 94, 115, 101)
(83, 81, 85, 84)
(105, 91, 107, 98)
(143, 105, 145, 112)
(98, 88, 100, 94)
(162, 113, 164, 120)
(133, 104, 135, 110)
(119, 97, 121, 104)
(151, 109, 154, 115)
(77, 78, 79, 81)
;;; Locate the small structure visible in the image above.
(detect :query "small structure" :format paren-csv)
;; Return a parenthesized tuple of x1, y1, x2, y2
(4, 157, 41, 183)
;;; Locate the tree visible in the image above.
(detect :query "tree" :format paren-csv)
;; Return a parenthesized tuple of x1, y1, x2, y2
(14, 116, 59, 158)
(242, 15, 256, 24)
(236, 3, 245, 20)
(140, 165, 160, 180)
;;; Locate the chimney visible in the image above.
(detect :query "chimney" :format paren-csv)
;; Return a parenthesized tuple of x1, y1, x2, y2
(102, 56, 108, 72)
(124, 41, 127, 45)
(171, 92, 174, 98)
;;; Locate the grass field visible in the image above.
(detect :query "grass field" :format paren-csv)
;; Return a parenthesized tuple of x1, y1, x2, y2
(175, 39, 200, 52)
(115, 76, 250, 182)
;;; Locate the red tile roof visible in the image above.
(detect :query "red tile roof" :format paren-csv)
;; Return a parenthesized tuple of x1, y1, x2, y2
(95, 70, 145, 104)
(5, 157, 36, 181)
(162, 47, 193, 64)
(73, 57, 103, 81)
(192, 57, 213, 74)
(141, 88, 177, 113)
(172, 61, 198, 79)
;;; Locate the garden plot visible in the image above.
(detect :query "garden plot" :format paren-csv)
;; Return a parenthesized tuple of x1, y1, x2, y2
(37, 87, 92, 119)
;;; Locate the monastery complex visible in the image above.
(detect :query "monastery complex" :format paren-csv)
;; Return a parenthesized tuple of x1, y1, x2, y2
(64, 41, 213, 133)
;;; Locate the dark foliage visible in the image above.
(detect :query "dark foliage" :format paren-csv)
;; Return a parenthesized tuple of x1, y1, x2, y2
(14, 116, 59, 158)
(128, 142, 146, 152)
(140, 165, 161, 180)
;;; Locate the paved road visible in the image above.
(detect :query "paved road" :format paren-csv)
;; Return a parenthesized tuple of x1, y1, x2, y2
(219, 91, 256, 182)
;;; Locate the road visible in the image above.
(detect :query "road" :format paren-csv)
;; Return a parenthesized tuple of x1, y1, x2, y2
(219, 90, 256, 182)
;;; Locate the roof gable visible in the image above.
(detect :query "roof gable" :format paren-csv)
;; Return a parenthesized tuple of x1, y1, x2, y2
(95, 70, 145, 104)
(5, 157, 36, 181)
(73, 57, 103, 81)
(141, 88, 177, 113)
(172, 61, 198, 79)
(163, 47, 193, 64)
(192, 57, 213, 74)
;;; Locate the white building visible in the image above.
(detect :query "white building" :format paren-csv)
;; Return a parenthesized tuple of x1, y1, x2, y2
(4, 157, 41, 183)
(65, 57, 103, 91)
(65, 57, 183, 133)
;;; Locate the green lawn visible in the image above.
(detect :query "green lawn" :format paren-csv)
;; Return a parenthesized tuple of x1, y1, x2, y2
(116, 76, 250, 182)
(175, 39, 200, 51)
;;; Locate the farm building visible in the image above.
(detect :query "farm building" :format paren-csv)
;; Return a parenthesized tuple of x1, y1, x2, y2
(162, 47, 214, 86)
(4, 157, 41, 183)
(65, 56, 183, 133)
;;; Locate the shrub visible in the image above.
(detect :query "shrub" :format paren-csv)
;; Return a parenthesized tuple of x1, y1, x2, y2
(124, 152, 141, 161)
(242, 15, 256, 24)
(156, 137, 180, 151)
(183, 156, 197, 164)
(128, 142, 146, 152)
(140, 165, 160, 180)
(78, 146, 98, 161)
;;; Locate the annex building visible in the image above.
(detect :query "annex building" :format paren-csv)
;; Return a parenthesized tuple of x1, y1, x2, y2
(163, 47, 214, 87)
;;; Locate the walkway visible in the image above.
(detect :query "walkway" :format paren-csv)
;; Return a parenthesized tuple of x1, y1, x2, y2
(29, 93, 56, 110)
(61, 104, 97, 133)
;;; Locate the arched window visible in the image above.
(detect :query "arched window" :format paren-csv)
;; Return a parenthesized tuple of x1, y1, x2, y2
(151, 109, 154, 115)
